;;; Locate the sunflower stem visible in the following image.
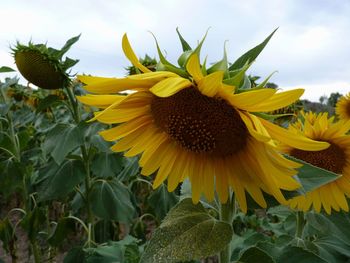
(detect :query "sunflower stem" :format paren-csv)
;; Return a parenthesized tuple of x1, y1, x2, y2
(64, 85, 95, 243)
(219, 195, 235, 263)
(295, 211, 305, 239)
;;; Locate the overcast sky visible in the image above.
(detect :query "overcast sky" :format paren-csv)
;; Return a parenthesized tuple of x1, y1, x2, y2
(1, 0, 349, 101)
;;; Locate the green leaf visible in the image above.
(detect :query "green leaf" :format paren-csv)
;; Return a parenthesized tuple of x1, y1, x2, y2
(36, 160, 85, 201)
(229, 28, 277, 71)
(43, 123, 85, 164)
(255, 71, 278, 89)
(117, 156, 140, 181)
(91, 152, 124, 178)
(56, 34, 81, 59)
(148, 184, 179, 220)
(0, 66, 15, 73)
(141, 198, 233, 262)
(176, 28, 191, 51)
(48, 217, 76, 246)
(276, 246, 327, 263)
(285, 155, 340, 193)
(236, 246, 275, 263)
(90, 179, 136, 223)
(36, 95, 61, 112)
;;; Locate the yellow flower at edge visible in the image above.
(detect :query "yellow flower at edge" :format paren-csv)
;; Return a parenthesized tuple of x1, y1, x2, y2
(336, 93, 350, 122)
(77, 33, 329, 212)
(281, 111, 350, 214)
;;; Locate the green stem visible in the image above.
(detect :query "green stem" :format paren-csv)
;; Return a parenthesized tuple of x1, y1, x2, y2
(295, 211, 305, 239)
(219, 196, 235, 263)
(31, 241, 41, 263)
(64, 85, 95, 242)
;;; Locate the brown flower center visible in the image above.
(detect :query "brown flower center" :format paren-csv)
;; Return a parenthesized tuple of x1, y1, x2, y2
(290, 143, 346, 174)
(150, 87, 249, 157)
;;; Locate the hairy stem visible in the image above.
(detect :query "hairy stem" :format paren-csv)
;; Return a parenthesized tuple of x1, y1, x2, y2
(219, 196, 235, 263)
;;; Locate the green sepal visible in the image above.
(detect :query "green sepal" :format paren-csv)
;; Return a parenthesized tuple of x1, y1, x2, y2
(151, 33, 188, 78)
(176, 27, 192, 51)
(255, 71, 278, 89)
(56, 34, 81, 59)
(207, 40, 229, 78)
(223, 62, 252, 87)
(229, 28, 278, 71)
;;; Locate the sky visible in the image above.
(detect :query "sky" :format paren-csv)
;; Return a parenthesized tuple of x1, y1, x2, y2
(0, 0, 349, 101)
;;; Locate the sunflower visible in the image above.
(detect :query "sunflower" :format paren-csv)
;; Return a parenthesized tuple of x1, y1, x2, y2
(77, 33, 328, 212)
(12, 35, 80, 90)
(336, 93, 350, 122)
(281, 111, 350, 214)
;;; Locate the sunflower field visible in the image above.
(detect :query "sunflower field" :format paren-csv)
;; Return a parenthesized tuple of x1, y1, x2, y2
(1, 30, 350, 263)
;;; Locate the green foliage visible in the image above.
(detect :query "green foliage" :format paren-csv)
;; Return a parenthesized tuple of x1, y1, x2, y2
(90, 179, 136, 223)
(141, 198, 233, 262)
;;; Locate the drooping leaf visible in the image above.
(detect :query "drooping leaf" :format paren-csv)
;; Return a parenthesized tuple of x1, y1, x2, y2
(236, 246, 275, 263)
(91, 152, 124, 178)
(229, 28, 277, 71)
(43, 123, 85, 164)
(286, 155, 340, 193)
(36, 159, 85, 201)
(276, 246, 327, 263)
(141, 198, 233, 263)
(148, 183, 179, 220)
(117, 156, 140, 181)
(90, 179, 136, 223)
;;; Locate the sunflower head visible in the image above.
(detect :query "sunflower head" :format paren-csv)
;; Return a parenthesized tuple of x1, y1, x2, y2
(336, 93, 350, 121)
(12, 35, 80, 90)
(282, 111, 350, 214)
(77, 29, 329, 212)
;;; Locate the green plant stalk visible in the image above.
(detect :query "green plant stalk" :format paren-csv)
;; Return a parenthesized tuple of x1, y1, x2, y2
(295, 211, 305, 239)
(31, 240, 41, 263)
(219, 195, 235, 263)
(64, 85, 95, 242)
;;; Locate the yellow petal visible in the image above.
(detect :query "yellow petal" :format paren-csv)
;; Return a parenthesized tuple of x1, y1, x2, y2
(142, 140, 173, 176)
(260, 118, 330, 151)
(238, 112, 273, 143)
(122, 34, 151, 73)
(167, 149, 188, 192)
(110, 127, 146, 152)
(77, 94, 126, 108)
(153, 144, 179, 189)
(93, 106, 150, 124)
(252, 89, 304, 112)
(197, 71, 224, 97)
(149, 77, 192, 97)
(186, 54, 204, 83)
(128, 71, 178, 80)
(226, 89, 276, 111)
(78, 75, 153, 94)
(99, 115, 152, 141)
